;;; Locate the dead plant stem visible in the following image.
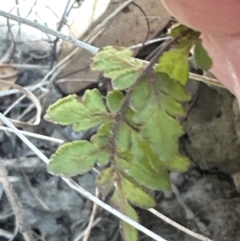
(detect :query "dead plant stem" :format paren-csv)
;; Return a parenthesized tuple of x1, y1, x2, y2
(0, 159, 34, 241)
(82, 188, 99, 241)
(0, 10, 99, 55)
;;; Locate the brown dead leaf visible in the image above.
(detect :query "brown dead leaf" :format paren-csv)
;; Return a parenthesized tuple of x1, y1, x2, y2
(58, 0, 171, 94)
(0, 64, 18, 91)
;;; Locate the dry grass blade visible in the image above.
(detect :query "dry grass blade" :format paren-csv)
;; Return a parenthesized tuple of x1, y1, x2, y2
(0, 126, 64, 144)
(73, 218, 102, 241)
(171, 183, 210, 236)
(0, 159, 34, 241)
(189, 72, 224, 88)
(16, 93, 45, 122)
(22, 172, 50, 211)
(0, 79, 41, 127)
(82, 188, 99, 241)
(0, 82, 47, 97)
(0, 63, 49, 69)
(0, 228, 14, 239)
(148, 208, 214, 241)
(129, 36, 172, 49)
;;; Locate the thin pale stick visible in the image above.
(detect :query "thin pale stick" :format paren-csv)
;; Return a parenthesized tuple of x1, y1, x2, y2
(0, 159, 34, 241)
(1, 64, 50, 69)
(3, 92, 23, 116)
(22, 172, 50, 211)
(0, 112, 168, 241)
(9, 216, 19, 241)
(189, 72, 224, 88)
(73, 218, 102, 241)
(0, 10, 99, 55)
(16, 93, 44, 122)
(148, 208, 214, 241)
(0, 228, 13, 239)
(171, 183, 210, 236)
(129, 36, 172, 49)
(1, 11, 17, 63)
(0, 82, 48, 97)
(62, 177, 168, 241)
(51, 0, 72, 68)
(0, 210, 14, 220)
(0, 126, 64, 143)
(82, 188, 99, 241)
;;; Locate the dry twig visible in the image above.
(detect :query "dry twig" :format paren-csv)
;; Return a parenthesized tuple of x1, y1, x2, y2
(82, 188, 99, 241)
(148, 208, 214, 241)
(0, 228, 14, 240)
(0, 158, 34, 241)
(0, 10, 98, 55)
(0, 125, 64, 143)
(73, 218, 102, 241)
(171, 183, 210, 236)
